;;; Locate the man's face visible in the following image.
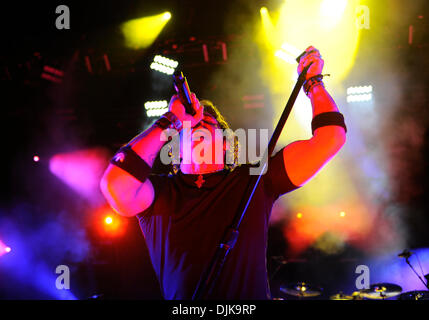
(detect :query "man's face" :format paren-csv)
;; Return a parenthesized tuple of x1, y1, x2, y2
(180, 113, 226, 165)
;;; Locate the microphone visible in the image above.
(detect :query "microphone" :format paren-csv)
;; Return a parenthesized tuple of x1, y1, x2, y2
(398, 249, 413, 259)
(173, 72, 196, 116)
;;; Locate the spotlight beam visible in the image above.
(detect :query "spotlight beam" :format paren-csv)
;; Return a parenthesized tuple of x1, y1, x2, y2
(121, 11, 172, 49)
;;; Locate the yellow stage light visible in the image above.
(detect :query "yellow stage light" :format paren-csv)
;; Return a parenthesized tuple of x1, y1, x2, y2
(163, 12, 172, 21)
(121, 11, 172, 49)
(320, 0, 348, 29)
(257, 0, 361, 96)
(259, 6, 277, 50)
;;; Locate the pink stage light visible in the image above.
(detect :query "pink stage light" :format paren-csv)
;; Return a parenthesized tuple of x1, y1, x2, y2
(0, 240, 11, 257)
(49, 147, 110, 205)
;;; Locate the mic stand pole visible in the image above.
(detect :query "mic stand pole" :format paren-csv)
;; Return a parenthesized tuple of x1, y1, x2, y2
(405, 257, 429, 290)
(192, 62, 313, 300)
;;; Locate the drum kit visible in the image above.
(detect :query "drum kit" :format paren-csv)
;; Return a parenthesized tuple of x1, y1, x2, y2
(278, 281, 429, 300)
(275, 249, 429, 300)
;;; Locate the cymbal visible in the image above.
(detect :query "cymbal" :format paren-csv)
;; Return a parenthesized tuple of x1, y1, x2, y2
(330, 291, 363, 300)
(280, 282, 322, 298)
(360, 283, 402, 299)
(398, 290, 429, 300)
(330, 292, 353, 300)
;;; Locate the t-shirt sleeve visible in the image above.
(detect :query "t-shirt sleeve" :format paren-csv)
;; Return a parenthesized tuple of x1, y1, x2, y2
(263, 147, 300, 199)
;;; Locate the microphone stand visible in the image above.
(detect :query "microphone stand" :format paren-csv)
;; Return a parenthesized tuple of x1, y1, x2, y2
(404, 256, 429, 290)
(192, 62, 313, 300)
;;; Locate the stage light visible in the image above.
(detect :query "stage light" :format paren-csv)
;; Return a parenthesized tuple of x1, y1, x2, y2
(33, 155, 40, 162)
(281, 43, 301, 58)
(347, 85, 372, 95)
(49, 147, 110, 205)
(320, 0, 348, 29)
(144, 100, 169, 117)
(95, 207, 128, 238)
(105, 216, 113, 225)
(257, 0, 361, 96)
(259, 6, 277, 49)
(154, 55, 178, 69)
(275, 43, 302, 65)
(347, 85, 373, 103)
(150, 62, 175, 75)
(121, 11, 172, 49)
(41, 65, 64, 83)
(0, 240, 11, 257)
(150, 55, 178, 75)
(347, 94, 372, 103)
(163, 12, 172, 21)
(297, 213, 303, 219)
(274, 50, 296, 65)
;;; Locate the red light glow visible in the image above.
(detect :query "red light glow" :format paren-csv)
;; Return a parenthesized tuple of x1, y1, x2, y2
(93, 206, 127, 238)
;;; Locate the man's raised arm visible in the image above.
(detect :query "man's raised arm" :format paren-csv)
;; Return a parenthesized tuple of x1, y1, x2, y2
(282, 46, 347, 187)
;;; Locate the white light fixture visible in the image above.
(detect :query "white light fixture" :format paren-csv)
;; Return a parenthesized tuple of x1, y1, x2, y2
(144, 100, 169, 117)
(275, 43, 301, 65)
(347, 85, 373, 103)
(150, 55, 178, 75)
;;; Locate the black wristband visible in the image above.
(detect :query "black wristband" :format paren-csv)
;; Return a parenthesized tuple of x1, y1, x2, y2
(110, 145, 151, 183)
(154, 112, 183, 132)
(311, 112, 347, 135)
(304, 74, 324, 96)
(163, 111, 183, 132)
(154, 116, 171, 130)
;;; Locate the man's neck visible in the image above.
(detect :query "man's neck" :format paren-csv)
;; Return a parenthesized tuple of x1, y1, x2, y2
(180, 163, 224, 175)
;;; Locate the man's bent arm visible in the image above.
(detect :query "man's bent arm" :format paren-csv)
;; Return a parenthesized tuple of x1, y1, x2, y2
(283, 84, 346, 187)
(100, 93, 204, 217)
(100, 125, 166, 217)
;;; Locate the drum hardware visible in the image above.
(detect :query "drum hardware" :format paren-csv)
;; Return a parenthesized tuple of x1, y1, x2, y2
(398, 290, 429, 300)
(359, 283, 402, 300)
(280, 282, 322, 298)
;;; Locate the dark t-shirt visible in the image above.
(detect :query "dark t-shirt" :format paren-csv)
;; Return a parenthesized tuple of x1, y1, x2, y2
(136, 148, 299, 300)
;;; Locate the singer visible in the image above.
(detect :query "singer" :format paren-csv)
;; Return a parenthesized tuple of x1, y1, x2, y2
(100, 46, 347, 299)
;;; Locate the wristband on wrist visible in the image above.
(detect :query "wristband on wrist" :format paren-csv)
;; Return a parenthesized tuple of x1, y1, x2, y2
(311, 112, 347, 135)
(154, 111, 183, 132)
(110, 145, 151, 183)
(303, 74, 324, 96)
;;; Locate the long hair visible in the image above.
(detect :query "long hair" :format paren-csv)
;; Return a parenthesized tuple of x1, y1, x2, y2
(169, 99, 240, 174)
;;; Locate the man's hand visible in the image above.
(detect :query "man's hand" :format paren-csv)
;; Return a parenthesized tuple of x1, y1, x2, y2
(297, 46, 324, 80)
(169, 93, 204, 127)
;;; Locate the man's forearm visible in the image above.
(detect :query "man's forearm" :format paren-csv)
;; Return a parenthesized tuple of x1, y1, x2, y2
(126, 123, 167, 167)
(308, 84, 340, 116)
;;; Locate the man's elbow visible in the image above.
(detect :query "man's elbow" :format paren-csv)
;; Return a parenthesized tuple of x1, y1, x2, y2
(99, 170, 129, 217)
